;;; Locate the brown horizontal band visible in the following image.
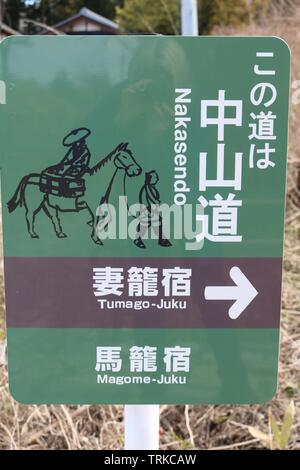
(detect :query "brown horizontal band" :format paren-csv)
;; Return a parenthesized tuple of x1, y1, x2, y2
(4, 257, 282, 329)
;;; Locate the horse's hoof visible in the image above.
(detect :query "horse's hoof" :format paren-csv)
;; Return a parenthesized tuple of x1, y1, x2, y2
(30, 233, 39, 239)
(57, 232, 67, 238)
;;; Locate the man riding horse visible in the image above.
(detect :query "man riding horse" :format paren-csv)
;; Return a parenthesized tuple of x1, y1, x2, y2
(7, 128, 142, 242)
(46, 127, 91, 179)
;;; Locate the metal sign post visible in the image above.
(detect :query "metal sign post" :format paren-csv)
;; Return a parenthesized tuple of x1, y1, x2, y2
(181, 0, 198, 36)
(125, 405, 160, 450)
(124, 2, 199, 450)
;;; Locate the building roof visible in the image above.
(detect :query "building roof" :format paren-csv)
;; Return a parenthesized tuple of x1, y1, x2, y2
(0, 23, 21, 35)
(54, 7, 119, 30)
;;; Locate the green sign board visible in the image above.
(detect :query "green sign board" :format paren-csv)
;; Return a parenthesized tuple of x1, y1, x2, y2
(0, 36, 290, 404)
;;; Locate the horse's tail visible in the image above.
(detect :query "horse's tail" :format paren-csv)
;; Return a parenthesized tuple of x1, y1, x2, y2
(7, 174, 38, 213)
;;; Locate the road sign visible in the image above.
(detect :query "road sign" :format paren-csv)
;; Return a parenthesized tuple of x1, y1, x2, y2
(0, 36, 290, 404)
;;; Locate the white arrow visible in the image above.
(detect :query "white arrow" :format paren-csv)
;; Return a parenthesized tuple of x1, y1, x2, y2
(204, 266, 258, 320)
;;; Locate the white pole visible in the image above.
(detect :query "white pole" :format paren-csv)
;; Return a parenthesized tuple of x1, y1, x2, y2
(124, 405, 160, 450)
(123, 2, 198, 451)
(181, 0, 198, 36)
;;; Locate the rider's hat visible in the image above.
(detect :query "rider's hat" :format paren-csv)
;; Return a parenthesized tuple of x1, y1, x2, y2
(63, 128, 91, 147)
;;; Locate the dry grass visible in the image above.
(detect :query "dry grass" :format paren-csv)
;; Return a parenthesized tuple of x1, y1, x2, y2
(0, 10, 300, 450)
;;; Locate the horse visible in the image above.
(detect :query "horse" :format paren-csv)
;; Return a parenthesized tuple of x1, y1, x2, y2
(7, 142, 142, 244)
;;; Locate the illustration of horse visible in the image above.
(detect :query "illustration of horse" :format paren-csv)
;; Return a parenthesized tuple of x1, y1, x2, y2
(7, 141, 142, 244)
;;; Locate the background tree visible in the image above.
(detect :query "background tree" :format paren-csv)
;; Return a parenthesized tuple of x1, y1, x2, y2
(83, 0, 124, 20)
(249, 0, 270, 21)
(116, 0, 180, 34)
(198, 0, 251, 34)
(3, 0, 295, 34)
(3, 0, 25, 29)
(116, 0, 283, 35)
